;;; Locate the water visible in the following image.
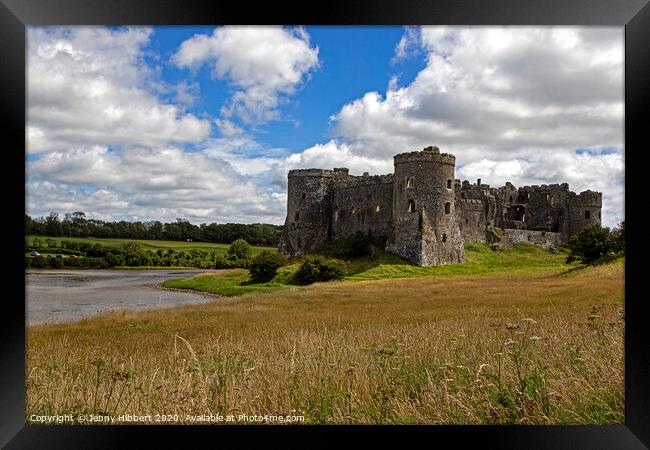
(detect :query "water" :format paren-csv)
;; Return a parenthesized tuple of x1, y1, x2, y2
(25, 269, 217, 325)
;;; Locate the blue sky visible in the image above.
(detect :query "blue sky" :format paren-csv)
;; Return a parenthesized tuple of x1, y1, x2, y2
(26, 26, 624, 227)
(147, 26, 424, 152)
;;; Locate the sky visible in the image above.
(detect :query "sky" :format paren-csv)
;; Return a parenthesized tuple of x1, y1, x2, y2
(26, 26, 624, 228)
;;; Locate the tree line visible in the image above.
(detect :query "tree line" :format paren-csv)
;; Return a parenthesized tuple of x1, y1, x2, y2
(26, 238, 260, 269)
(25, 212, 283, 246)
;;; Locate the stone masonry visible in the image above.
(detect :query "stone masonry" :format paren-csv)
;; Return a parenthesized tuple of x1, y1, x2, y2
(279, 146, 602, 266)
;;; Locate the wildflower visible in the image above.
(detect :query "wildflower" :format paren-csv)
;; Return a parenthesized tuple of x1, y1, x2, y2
(504, 339, 518, 346)
(522, 318, 537, 324)
(505, 323, 519, 330)
(530, 336, 541, 341)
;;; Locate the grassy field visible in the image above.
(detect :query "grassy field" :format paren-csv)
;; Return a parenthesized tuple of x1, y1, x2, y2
(26, 235, 276, 256)
(162, 243, 576, 297)
(26, 243, 624, 424)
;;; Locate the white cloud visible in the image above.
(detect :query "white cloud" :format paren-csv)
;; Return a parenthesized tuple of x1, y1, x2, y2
(284, 27, 623, 227)
(27, 27, 212, 154)
(392, 26, 420, 63)
(173, 26, 319, 123)
(28, 145, 286, 224)
(174, 81, 200, 106)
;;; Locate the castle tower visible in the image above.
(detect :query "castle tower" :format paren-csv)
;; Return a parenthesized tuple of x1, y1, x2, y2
(568, 190, 603, 236)
(278, 169, 334, 256)
(386, 146, 465, 266)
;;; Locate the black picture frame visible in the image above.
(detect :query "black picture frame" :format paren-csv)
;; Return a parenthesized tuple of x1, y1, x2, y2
(2, 0, 648, 447)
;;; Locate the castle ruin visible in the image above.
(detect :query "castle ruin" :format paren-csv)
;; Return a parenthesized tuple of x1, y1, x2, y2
(278, 146, 602, 266)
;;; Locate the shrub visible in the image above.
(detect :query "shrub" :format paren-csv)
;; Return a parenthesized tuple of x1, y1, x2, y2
(249, 250, 286, 282)
(30, 256, 47, 268)
(611, 221, 625, 255)
(50, 257, 64, 269)
(292, 255, 346, 285)
(565, 224, 616, 265)
(314, 232, 385, 260)
(227, 239, 251, 260)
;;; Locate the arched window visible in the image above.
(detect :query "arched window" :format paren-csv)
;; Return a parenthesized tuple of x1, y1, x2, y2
(445, 202, 451, 214)
(447, 179, 452, 189)
(585, 210, 590, 219)
(406, 177, 414, 188)
(375, 204, 381, 213)
(408, 199, 416, 213)
(442, 233, 447, 243)
(509, 195, 513, 203)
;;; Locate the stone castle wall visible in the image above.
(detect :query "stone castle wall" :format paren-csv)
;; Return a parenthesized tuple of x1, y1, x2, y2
(331, 173, 393, 241)
(279, 147, 603, 266)
(500, 229, 564, 249)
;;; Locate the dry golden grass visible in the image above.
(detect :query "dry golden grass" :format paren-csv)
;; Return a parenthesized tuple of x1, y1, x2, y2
(26, 261, 624, 424)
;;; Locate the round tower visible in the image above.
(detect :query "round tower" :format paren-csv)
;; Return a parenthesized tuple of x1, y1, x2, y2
(568, 190, 603, 237)
(386, 146, 465, 266)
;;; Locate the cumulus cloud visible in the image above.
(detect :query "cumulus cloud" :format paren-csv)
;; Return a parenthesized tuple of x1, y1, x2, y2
(284, 27, 623, 227)
(173, 26, 319, 123)
(28, 145, 286, 224)
(27, 27, 212, 154)
(26, 26, 624, 229)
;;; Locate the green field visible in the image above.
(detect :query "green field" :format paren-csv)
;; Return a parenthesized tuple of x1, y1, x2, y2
(26, 235, 276, 256)
(163, 243, 578, 296)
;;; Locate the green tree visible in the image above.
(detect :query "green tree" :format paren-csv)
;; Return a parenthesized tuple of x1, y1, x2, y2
(227, 239, 251, 260)
(249, 251, 286, 282)
(611, 221, 625, 255)
(565, 224, 615, 265)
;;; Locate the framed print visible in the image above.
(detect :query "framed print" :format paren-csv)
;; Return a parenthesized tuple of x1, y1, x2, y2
(2, 0, 648, 447)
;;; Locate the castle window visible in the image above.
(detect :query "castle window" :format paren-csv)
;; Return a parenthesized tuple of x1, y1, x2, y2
(509, 195, 513, 203)
(445, 202, 451, 214)
(447, 179, 452, 189)
(585, 210, 590, 220)
(406, 177, 414, 188)
(375, 204, 381, 213)
(334, 209, 339, 222)
(295, 211, 300, 220)
(546, 194, 549, 200)
(408, 199, 416, 213)
(301, 192, 306, 199)
(598, 211, 601, 219)
(442, 233, 447, 243)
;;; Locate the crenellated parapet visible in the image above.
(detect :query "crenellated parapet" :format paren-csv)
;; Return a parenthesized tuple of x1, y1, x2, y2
(280, 146, 603, 265)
